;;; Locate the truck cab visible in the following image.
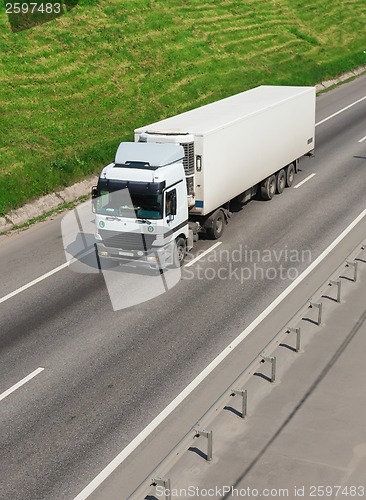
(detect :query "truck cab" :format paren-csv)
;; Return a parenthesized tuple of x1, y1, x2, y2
(92, 142, 190, 269)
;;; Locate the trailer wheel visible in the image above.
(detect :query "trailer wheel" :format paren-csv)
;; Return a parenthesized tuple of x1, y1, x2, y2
(285, 163, 295, 187)
(276, 169, 286, 194)
(260, 175, 276, 200)
(207, 209, 225, 239)
(173, 237, 186, 267)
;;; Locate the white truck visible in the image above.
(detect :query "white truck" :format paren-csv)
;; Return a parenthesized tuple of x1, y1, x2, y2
(92, 85, 316, 268)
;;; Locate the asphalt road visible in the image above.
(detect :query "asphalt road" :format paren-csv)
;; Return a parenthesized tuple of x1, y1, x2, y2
(0, 75, 365, 500)
(141, 233, 366, 500)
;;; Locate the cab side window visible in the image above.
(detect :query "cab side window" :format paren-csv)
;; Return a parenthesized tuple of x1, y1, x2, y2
(165, 189, 176, 216)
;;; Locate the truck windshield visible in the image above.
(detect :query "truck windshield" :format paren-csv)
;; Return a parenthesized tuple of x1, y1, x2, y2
(96, 189, 163, 219)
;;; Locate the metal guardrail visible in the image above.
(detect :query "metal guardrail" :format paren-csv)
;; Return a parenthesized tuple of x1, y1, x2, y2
(129, 239, 366, 500)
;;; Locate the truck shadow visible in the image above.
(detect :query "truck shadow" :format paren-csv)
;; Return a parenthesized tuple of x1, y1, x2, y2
(65, 233, 99, 273)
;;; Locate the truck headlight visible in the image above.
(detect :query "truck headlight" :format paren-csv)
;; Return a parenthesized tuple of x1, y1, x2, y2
(147, 255, 160, 262)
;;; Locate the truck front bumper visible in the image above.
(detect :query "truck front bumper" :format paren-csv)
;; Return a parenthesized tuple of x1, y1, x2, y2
(96, 243, 169, 269)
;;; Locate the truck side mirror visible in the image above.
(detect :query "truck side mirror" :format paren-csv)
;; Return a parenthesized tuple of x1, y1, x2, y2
(91, 186, 98, 213)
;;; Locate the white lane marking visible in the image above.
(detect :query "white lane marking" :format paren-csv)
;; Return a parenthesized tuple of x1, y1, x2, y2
(358, 135, 366, 143)
(0, 241, 220, 303)
(184, 241, 222, 267)
(0, 368, 44, 402)
(0, 262, 69, 305)
(294, 173, 317, 189)
(73, 207, 366, 500)
(315, 95, 366, 127)
(1, 95, 364, 305)
(0, 246, 95, 306)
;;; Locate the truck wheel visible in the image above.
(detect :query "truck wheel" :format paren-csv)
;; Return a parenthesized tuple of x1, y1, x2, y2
(207, 209, 225, 239)
(260, 175, 276, 200)
(173, 237, 186, 267)
(276, 169, 286, 194)
(285, 163, 295, 187)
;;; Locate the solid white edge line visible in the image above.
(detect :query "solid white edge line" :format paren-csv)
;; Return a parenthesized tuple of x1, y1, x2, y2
(73, 207, 366, 500)
(184, 241, 222, 267)
(0, 368, 44, 402)
(315, 95, 366, 127)
(294, 173, 317, 189)
(358, 135, 366, 143)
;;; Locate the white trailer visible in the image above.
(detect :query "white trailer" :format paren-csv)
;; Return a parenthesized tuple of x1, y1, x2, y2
(93, 86, 315, 267)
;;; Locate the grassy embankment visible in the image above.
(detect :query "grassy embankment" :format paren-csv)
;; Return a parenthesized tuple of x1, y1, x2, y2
(0, 0, 365, 216)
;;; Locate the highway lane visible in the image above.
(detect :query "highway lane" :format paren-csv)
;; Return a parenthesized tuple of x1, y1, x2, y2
(0, 75, 365, 500)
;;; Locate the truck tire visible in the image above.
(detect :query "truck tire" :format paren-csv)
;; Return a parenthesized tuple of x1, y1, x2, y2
(285, 163, 295, 187)
(207, 209, 225, 240)
(260, 175, 276, 200)
(276, 169, 286, 194)
(173, 237, 186, 267)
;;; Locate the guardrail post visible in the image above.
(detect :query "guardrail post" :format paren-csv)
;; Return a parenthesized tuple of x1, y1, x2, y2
(345, 260, 358, 282)
(152, 477, 171, 500)
(231, 389, 248, 418)
(287, 327, 301, 352)
(309, 301, 323, 325)
(329, 279, 342, 303)
(261, 356, 276, 382)
(193, 429, 213, 461)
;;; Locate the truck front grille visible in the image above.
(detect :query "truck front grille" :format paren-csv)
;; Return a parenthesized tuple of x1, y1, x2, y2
(99, 230, 156, 251)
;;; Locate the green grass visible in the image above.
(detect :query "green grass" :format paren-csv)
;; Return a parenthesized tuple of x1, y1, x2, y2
(0, 0, 366, 216)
